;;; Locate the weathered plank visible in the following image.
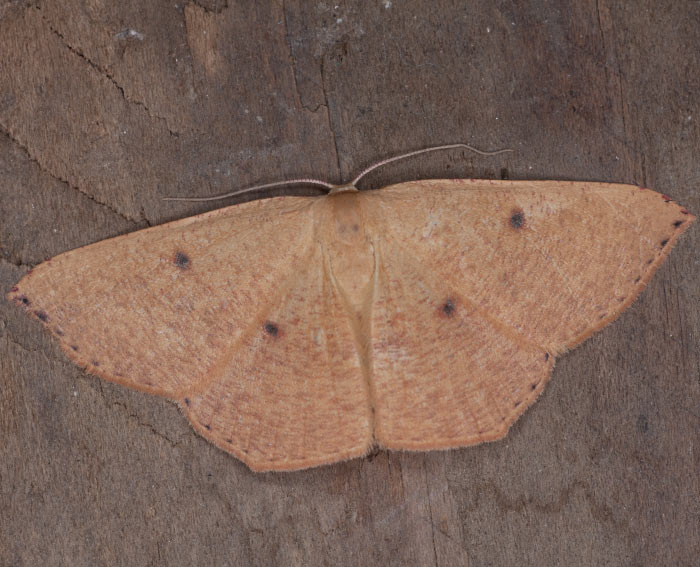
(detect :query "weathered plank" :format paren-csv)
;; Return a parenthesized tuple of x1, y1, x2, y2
(1, 1, 698, 565)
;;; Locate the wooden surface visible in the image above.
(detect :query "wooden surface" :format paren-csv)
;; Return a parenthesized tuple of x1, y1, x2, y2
(1, 1, 698, 565)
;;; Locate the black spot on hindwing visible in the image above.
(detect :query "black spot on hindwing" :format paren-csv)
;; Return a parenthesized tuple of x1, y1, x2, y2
(264, 322, 279, 337)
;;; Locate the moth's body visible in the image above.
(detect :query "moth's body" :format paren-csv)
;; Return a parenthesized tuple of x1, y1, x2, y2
(8, 179, 694, 471)
(323, 189, 376, 311)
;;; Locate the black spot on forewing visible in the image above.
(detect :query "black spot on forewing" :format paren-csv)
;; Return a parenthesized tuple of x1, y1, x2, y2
(673, 220, 683, 228)
(441, 298, 456, 317)
(660, 239, 669, 248)
(509, 209, 525, 229)
(35, 310, 48, 322)
(173, 251, 190, 269)
(184, 397, 190, 407)
(264, 322, 279, 337)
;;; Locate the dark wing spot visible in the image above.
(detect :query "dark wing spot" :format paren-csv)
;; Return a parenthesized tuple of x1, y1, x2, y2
(55, 328, 64, 336)
(264, 322, 279, 337)
(441, 298, 456, 317)
(673, 220, 683, 227)
(530, 383, 538, 391)
(514, 400, 522, 408)
(173, 251, 190, 269)
(509, 209, 525, 229)
(19, 296, 30, 306)
(35, 310, 48, 322)
(226, 438, 233, 444)
(544, 352, 550, 362)
(660, 239, 668, 248)
(634, 276, 641, 283)
(204, 424, 211, 431)
(184, 397, 190, 407)
(71, 345, 79, 351)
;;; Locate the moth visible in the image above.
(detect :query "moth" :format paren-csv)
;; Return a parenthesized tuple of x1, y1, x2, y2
(8, 145, 695, 471)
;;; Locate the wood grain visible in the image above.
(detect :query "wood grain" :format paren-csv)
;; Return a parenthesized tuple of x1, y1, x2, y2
(1, 1, 698, 565)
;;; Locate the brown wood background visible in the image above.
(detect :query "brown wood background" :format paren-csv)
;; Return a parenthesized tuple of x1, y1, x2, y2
(1, 2, 698, 566)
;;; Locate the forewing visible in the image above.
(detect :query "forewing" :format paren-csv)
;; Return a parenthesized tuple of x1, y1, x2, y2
(8, 197, 317, 398)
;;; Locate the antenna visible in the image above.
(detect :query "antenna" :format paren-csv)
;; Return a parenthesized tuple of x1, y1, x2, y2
(163, 143, 513, 202)
(351, 143, 513, 186)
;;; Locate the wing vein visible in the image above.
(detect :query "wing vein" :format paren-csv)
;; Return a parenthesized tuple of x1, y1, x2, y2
(179, 229, 317, 400)
(383, 235, 546, 353)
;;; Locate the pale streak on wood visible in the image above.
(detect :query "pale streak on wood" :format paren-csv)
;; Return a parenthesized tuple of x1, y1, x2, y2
(8, 179, 695, 471)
